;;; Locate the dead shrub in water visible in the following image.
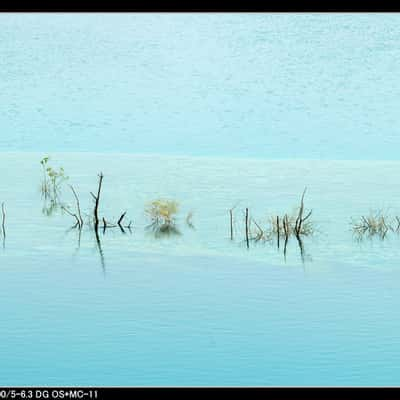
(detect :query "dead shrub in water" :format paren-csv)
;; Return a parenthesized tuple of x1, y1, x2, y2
(351, 210, 397, 239)
(145, 199, 181, 237)
(250, 189, 314, 243)
(242, 189, 314, 262)
(267, 210, 314, 239)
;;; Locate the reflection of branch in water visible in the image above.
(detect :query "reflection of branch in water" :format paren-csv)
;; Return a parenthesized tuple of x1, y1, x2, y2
(64, 221, 105, 274)
(1, 202, 5, 250)
(63, 224, 82, 256)
(94, 228, 106, 276)
(296, 235, 305, 265)
(42, 197, 69, 218)
(76, 227, 81, 252)
(42, 198, 59, 216)
(281, 235, 312, 266)
(145, 221, 181, 238)
(102, 222, 132, 236)
(71, 227, 82, 254)
(186, 211, 195, 230)
(295, 235, 312, 266)
(283, 236, 288, 262)
(99, 212, 132, 235)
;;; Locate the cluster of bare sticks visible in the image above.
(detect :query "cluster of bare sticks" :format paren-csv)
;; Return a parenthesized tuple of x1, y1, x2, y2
(62, 173, 132, 234)
(351, 211, 400, 239)
(230, 189, 314, 256)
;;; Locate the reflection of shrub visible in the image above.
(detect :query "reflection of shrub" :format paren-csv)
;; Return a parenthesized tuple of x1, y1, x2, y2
(145, 199, 179, 225)
(146, 220, 181, 238)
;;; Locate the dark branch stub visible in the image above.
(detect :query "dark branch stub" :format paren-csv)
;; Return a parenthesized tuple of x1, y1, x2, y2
(245, 208, 249, 249)
(117, 211, 127, 227)
(93, 173, 104, 232)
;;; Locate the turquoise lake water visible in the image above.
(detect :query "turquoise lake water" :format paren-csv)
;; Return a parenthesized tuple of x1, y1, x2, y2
(1, 13, 400, 386)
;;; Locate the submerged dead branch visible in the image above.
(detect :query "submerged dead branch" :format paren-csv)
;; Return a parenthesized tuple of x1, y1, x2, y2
(92, 172, 104, 232)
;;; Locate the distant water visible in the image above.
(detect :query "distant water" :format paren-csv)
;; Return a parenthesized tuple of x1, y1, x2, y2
(1, 13, 400, 159)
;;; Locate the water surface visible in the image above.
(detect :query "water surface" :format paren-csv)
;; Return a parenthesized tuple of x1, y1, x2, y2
(1, 13, 400, 159)
(1, 13, 400, 386)
(1, 153, 400, 385)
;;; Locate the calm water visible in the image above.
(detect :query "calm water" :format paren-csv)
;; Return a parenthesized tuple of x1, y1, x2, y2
(1, 153, 400, 386)
(1, 13, 400, 159)
(1, 13, 400, 386)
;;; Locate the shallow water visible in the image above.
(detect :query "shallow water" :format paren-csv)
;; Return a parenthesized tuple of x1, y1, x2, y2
(1, 153, 400, 385)
(1, 12, 400, 386)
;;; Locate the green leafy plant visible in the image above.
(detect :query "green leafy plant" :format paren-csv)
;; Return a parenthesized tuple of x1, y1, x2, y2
(40, 156, 69, 199)
(40, 156, 50, 196)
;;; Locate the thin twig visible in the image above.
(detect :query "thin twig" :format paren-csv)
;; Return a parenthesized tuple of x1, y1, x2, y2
(61, 206, 80, 227)
(295, 187, 307, 237)
(69, 185, 83, 228)
(251, 218, 264, 241)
